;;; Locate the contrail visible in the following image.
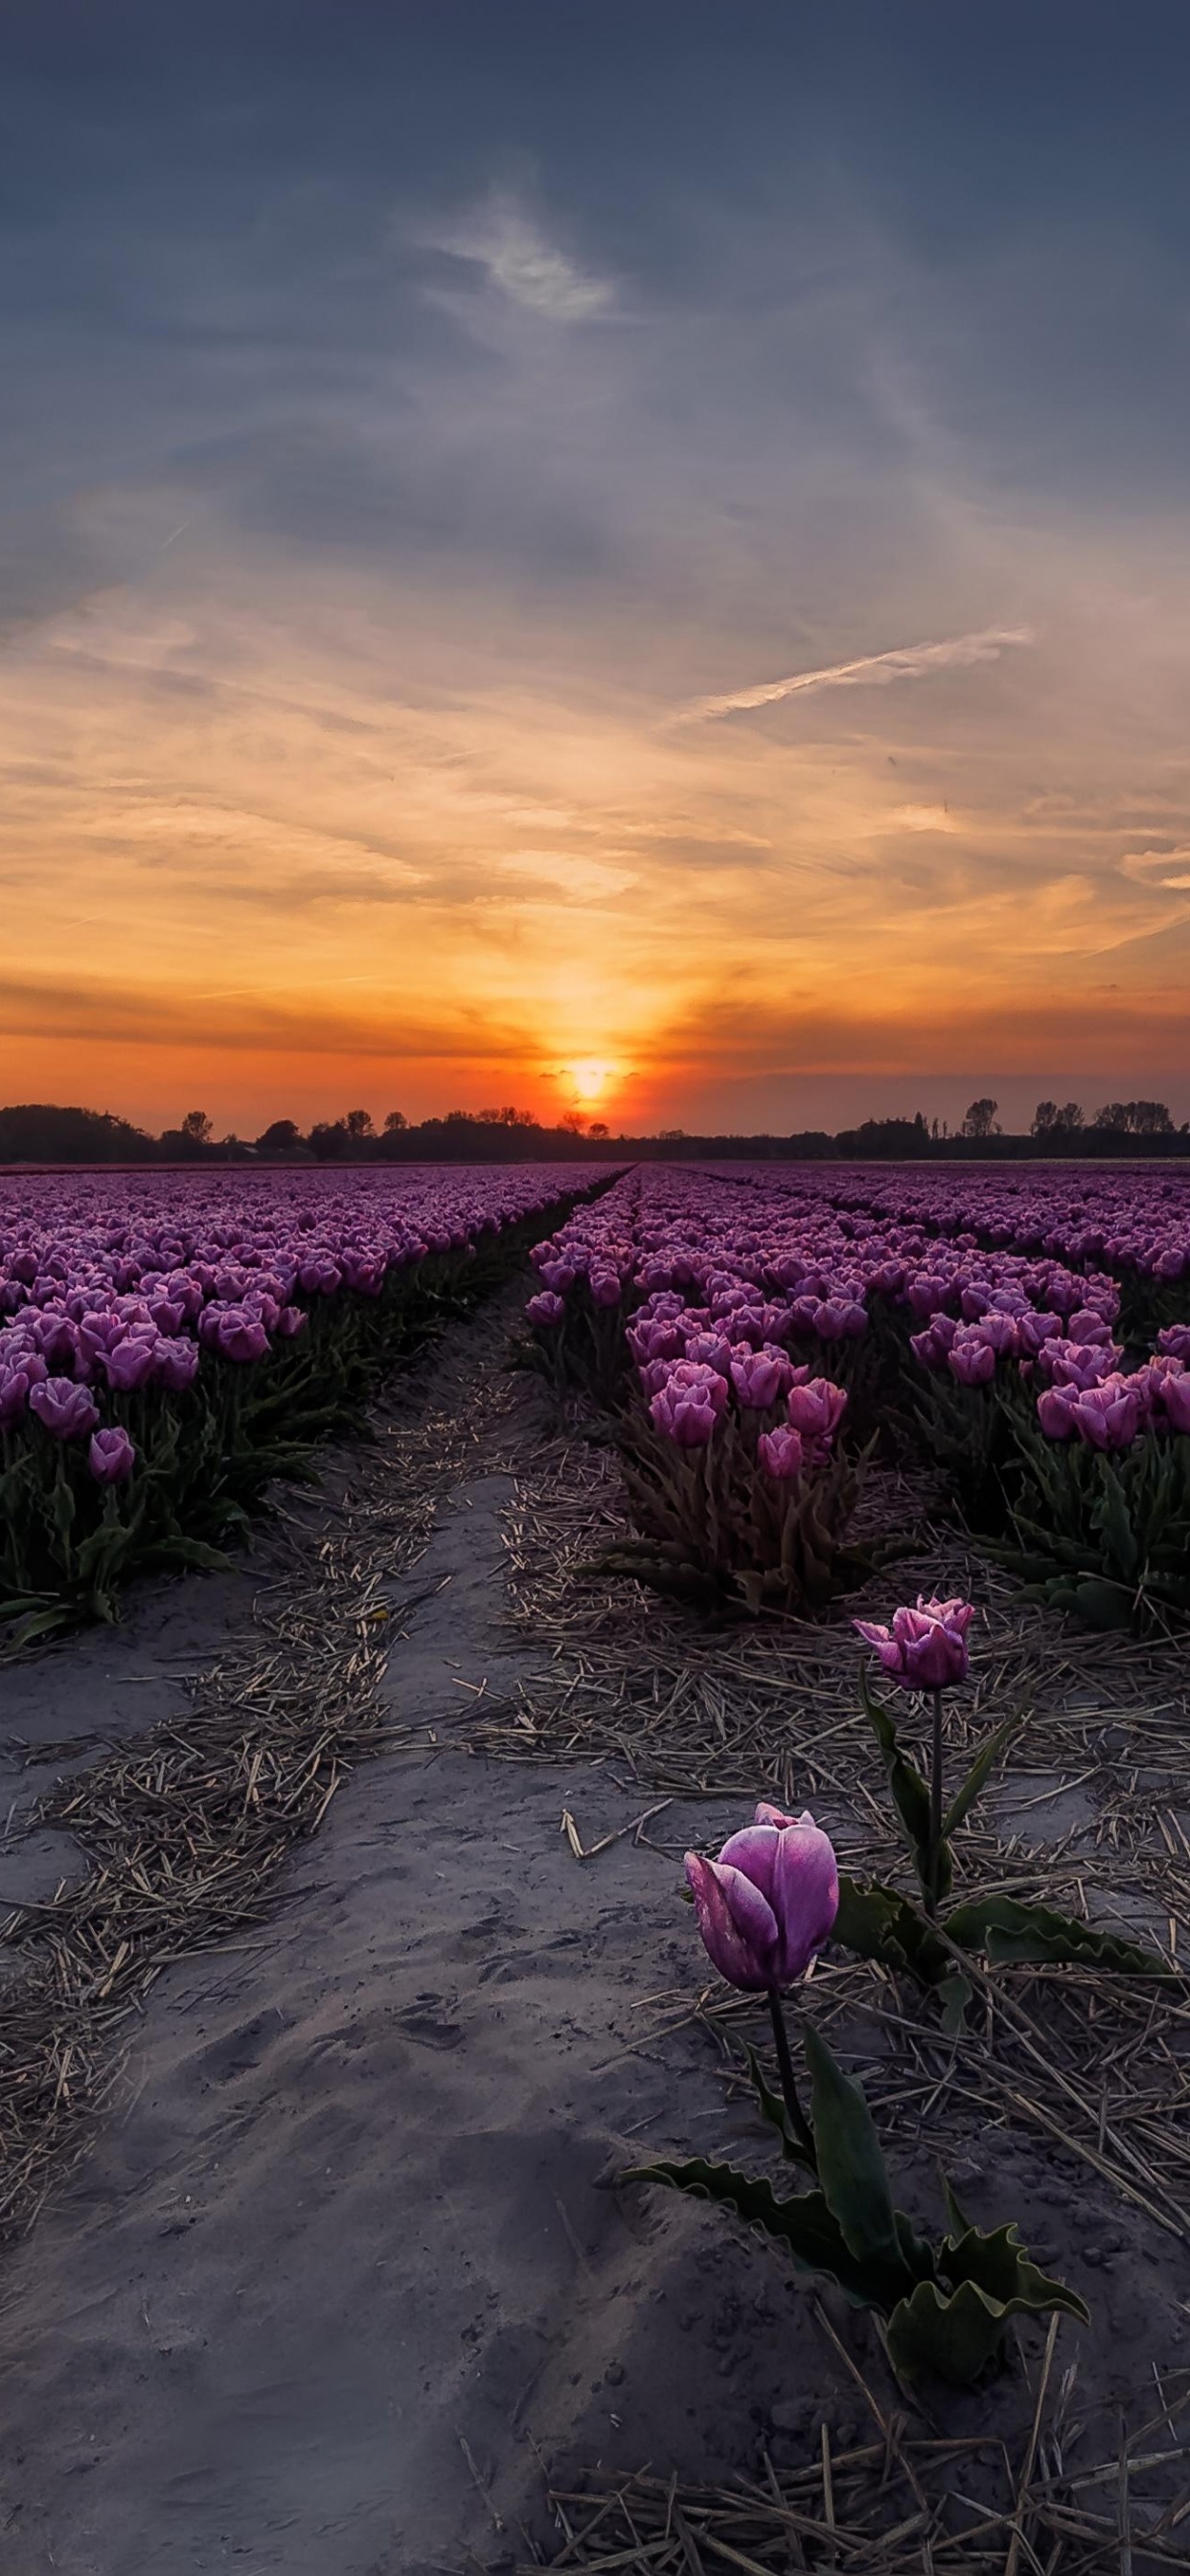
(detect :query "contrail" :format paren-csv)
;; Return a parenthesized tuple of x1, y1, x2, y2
(679, 625, 1036, 723)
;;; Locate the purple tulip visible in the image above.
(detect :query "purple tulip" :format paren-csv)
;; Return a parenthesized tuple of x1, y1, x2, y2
(208, 1307, 271, 1365)
(589, 1269, 623, 1308)
(786, 1377, 848, 1453)
(946, 1329, 997, 1388)
(1156, 1368, 1190, 1434)
(1064, 1380, 1144, 1453)
(683, 1329, 735, 1374)
(0, 1364, 40, 1427)
(1016, 1308, 1063, 1358)
(152, 1334, 201, 1391)
(104, 1333, 161, 1392)
(274, 1304, 309, 1339)
(526, 1290, 565, 1328)
(685, 1804, 839, 1991)
(649, 1361, 729, 1448)
(757, 1424, 805, 1480)
(88, 1425, 137, 1484)
(1037, 1385, 1078, 1439)
(1157, 1324, 1190, 1364)
(729, 1348, 789, 1410)
(29, 1378, 100, 1441)
(854, 1595, 974, 1690)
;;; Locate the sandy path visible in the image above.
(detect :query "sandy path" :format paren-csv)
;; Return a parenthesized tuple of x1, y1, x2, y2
(0, 1293, 792, 2576)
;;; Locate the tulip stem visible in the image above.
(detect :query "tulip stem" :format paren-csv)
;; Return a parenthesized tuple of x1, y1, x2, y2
(767, 1989, 817, 2171)
(927, 1688, 945, 1919)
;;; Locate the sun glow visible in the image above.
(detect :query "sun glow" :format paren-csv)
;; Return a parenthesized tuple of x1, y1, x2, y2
(563, 1058, 619, 1107)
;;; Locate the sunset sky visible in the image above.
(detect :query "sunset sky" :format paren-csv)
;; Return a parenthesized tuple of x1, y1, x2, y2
(4, 1, 1190, 1137)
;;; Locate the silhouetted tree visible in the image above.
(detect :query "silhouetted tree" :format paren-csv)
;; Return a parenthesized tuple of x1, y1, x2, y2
(961, 1097, 999, 1139)
(382, 1110, 408, 1133)
(257, 1118, 303, 1154)
(1093, 1099, 1175, 1135)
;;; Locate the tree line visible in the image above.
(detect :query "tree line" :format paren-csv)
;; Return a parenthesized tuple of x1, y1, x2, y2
(0, 1097, 1185, 1166)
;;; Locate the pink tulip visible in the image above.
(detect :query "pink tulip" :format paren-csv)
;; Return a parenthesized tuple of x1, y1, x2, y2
(686, 1804, 838, 1991)
(854, 1595, 974, 1690)
(89, 1425, 137, 1484)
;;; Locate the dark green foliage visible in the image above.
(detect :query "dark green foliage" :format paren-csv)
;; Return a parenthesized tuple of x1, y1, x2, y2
(605, 1413, 905, 1619)
(1002, 1419, 1190, 1628)
(633, 2025, 1087, 2386)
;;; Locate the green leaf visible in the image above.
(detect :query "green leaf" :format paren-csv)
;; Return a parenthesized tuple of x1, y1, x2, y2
(941, 2174, 974, 2241)
(629, 2157, 904, 2309)
(941, 1711, 1026, 1840)
(833, 1875, 951, 1989)
(802, 2022, 919, 2284)
(942, 2219, 1090, 2327)
(938, 1968, 975, 2033)
(1096, 1461, 1140, 1581)
(4, 1604, 73, 1650)
(943, 1894, 1170, 1976)
(885, 2277, 1020, 2387)
(859, 1674, 950, 1903)
(143, 1536, 237, 1574)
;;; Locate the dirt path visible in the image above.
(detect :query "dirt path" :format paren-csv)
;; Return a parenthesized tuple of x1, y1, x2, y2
(0, 1287, 784, 2576)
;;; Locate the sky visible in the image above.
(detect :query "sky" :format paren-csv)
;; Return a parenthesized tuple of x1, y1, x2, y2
(3, 0, 1190, 1138)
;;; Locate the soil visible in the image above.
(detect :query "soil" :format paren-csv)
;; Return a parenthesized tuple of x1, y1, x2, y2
(0, 1278, 1187, 2573)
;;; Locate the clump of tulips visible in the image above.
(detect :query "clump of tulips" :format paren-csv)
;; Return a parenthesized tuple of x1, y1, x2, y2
(606, 1363, 899, 1617)
(635, 1805, 1088, 2387)
(1004, 1353, 1190, 1628)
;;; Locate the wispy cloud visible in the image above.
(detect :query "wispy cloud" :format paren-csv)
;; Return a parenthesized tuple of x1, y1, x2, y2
(1121, 846, 1190, 892)
(429, 192, 614, 322)
(679, 626, 1036, 723)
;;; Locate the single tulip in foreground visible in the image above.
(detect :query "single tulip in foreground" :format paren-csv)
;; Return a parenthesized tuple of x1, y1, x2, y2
(685, 1804, 839, 1992)
(686, 1804, 839, 2165)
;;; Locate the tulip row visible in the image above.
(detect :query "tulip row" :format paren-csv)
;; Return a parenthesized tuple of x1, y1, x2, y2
(0, 1164, 608, 1643)
(525, 1163, 1190, 1625)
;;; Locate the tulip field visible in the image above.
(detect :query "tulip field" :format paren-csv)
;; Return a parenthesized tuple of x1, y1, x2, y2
(3, 1156, 1190, 2559)
(0, 1163, 604, 1644)
(526, 1161, 1190, 1630)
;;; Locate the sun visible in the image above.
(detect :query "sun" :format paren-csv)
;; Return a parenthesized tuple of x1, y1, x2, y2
(563, 1058, 618, 1107)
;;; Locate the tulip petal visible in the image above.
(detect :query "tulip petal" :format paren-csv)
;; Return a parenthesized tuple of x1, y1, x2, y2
(770, 1820, 840, 1979)
(685, 1852, 777, 1990)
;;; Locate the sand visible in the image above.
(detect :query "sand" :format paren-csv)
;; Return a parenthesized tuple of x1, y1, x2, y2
(0, 1284, 1187, 2573)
